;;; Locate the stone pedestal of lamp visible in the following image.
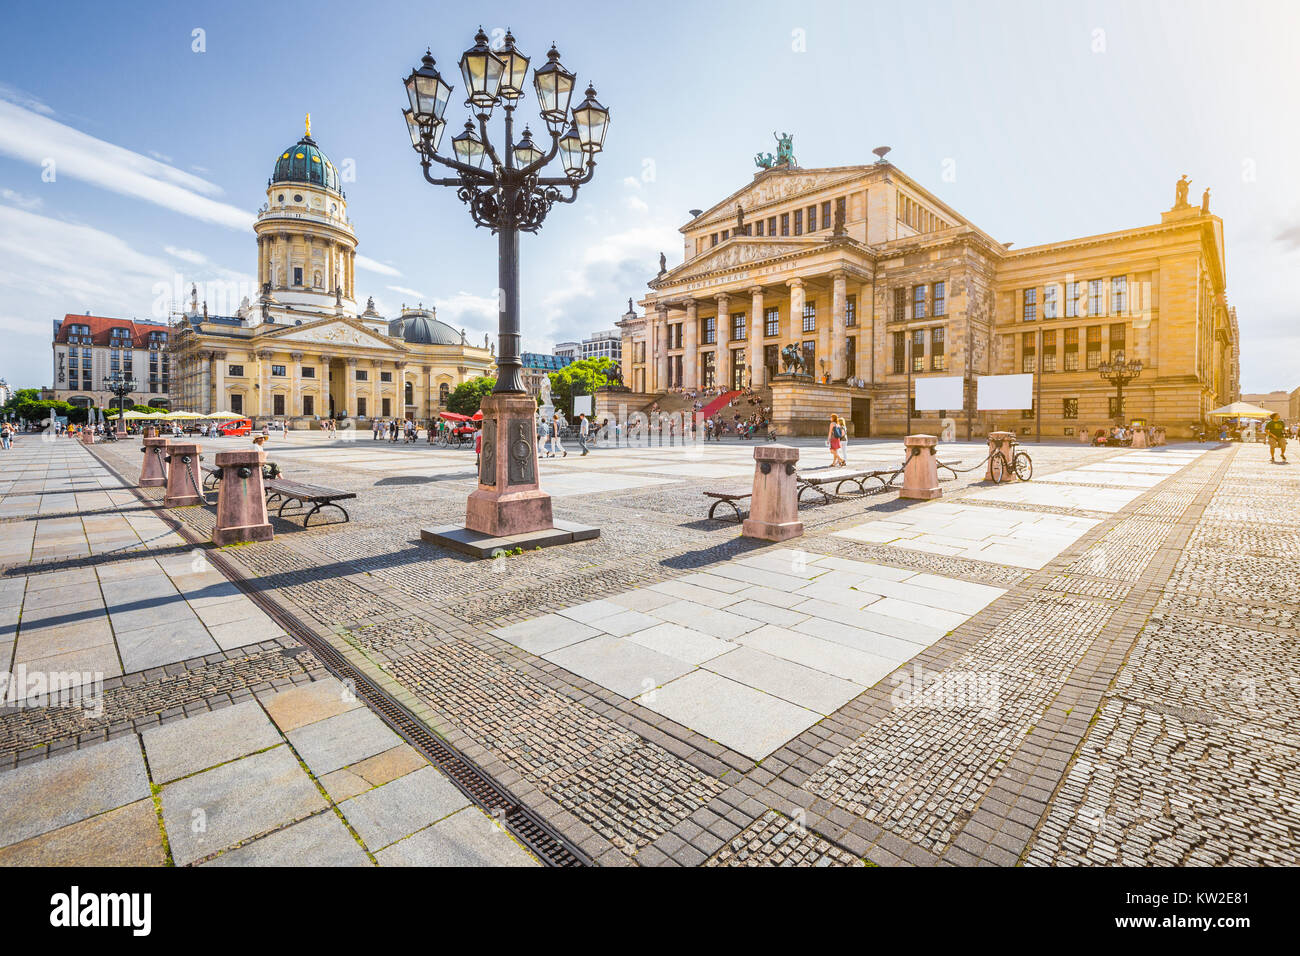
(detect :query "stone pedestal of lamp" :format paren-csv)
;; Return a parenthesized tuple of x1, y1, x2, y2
(421, 392, 598, 558)
(742, 444, 803, 542)
(900, 434, 942, 500)
(212, 450, 273, 546)
(140, 436, 169, 488)
(162, 442, 205, 507)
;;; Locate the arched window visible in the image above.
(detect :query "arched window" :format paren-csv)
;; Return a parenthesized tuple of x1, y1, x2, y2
(404, 381, 413, 405)
(438, 382, 450, 404)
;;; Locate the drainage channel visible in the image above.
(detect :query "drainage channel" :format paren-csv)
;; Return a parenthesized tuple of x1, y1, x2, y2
(88, 445, 591, 868)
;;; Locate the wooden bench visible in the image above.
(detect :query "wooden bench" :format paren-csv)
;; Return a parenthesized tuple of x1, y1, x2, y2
(703, 488, 751, 522)
(263, 478, 356, 527)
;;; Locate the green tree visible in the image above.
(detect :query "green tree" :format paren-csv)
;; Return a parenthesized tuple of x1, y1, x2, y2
(548, 358, 615, 415)
(447, 376, 496, 415)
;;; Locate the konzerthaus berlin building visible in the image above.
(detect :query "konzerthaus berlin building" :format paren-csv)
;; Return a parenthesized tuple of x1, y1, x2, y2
(170, 121, 494, 423)
(619, 153, 1239, 439)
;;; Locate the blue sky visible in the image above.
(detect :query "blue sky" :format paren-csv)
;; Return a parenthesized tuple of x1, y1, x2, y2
(1, 0, 1296, 393)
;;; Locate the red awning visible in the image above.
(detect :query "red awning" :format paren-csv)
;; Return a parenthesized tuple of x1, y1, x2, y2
(439, 411, 470, 422)
(470, 409, 484, 421)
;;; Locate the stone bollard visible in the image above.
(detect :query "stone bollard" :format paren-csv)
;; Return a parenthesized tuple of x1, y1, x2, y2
(143, 425, 158, 438)
(212, 450, 273, 546)
(162, 442, 205, 507)
(140, 436, 169, 488)
(79, 429, 94, 445)
(1131, 427, 1148, 449)
(900, 434, 942, 500)
(985, 430, 1016, 482)
(742, 444, 803, 542)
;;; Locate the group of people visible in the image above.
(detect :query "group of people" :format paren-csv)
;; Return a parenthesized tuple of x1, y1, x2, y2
(371, 418, 418, 443)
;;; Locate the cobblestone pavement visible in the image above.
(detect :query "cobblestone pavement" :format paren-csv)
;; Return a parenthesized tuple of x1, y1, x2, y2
(5, 428, 1285, 867)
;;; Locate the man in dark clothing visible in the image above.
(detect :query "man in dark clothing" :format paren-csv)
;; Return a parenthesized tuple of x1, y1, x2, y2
(1265, 412, 1288, 463)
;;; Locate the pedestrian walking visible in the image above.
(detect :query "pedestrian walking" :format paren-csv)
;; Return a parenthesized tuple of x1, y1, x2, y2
(577, 413, 590, 455)
(551, 414, 567, 457)
(827, 414, 846, 467)
(1265, 412, 1288, 463)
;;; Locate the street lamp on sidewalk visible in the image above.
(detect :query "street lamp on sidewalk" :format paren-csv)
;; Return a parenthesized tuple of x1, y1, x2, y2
(104, 371, 137, 436)
(1098, 350, 1143, 424)
(402, 28, 610, 546)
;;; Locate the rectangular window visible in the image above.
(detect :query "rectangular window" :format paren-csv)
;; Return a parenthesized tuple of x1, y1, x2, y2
(1063, 398, 1078, 419)
(1088, 279, 1104, 316)
(892, 331, 906, 374)
(710, 233, 718, 247)
(932, 281, 945, 317)
(911, 329, 925, 372)
(793, 209, 802, 235)
(846, 336, 856, 378)
(731, 312, 746, 340)
(765, 307, 780, 337)
(755, 220, 764, 237)
(780, 213, 790, 236)
(701, 351, 715, 388)
(802, 301, 816, 334)
(807, 205, 817, 232)
(1042, 330, 1057, 372)
(380, 370, 393, 382)
(822, 201, 832, 230)
(1044, 285, 1058, 319)
(801, 341, 816, 376)
(913, 285, 927, 319)
(1109, 323, 1126, 359)
(1022, 331, 1036, 373)
(382, 398, 391, 417)
(1086, 327, 1102, 369)
(356, 396, 367, 417)
(703, 316, 716, 344)
(894, 288, 907, 322)
(1064, 328, 1079, 370)
(228, 364, 244, 377)
(846, 294, 857, 328)
(302, 395, 314, 416)
(273, 394, 285, 416)
(293, 267, 303, 286)
(230, 394, 243, 414)
(355, 369, 368, 381)
(301, 366, 315, 378)
(931, 327, 946, 371)
(764, 344, 779, 378)
(768, 216, 776, 236)
(1066, 281, 1080, 318)
(271, 364, 286, 377)
(1111, 276, 1127, 314)
(721, 229, 729, 241)
(1022, 288, 1037, 322)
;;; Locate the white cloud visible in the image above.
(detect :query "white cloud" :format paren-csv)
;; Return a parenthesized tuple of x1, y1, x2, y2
(0, 98, 253, 231)
(355, 254, 402, 276)
(164, 246, 208, 265)
(0, 187, 42, 210)
(386, 284, 425, 300)
(0, 83, 53, 116)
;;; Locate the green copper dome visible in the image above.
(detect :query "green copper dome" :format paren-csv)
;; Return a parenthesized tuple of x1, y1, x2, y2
(271, 135, 341, 193)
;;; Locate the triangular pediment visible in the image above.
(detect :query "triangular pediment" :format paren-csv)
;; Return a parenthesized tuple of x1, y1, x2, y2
(262, 316, 406, 351)
(655, 238, 820, 285)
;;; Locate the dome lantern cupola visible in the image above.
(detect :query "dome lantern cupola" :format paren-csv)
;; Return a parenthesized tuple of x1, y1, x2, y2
(271, 114, 342, 194)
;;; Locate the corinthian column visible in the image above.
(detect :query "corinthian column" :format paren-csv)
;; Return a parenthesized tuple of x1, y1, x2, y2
(786, 278, 805, 349)
(655, 305, 669, 392)
(683, 299, 698, 389)
(831, 270, 848, 381)
(748, 286, 765, 387)
(715, 293, 730, 385)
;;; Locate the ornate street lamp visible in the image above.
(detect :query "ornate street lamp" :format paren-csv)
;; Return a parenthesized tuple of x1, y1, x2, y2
(1098, 349, 1143, 423)
(104, 370, 138, 437)
(403, 27, 609, 545)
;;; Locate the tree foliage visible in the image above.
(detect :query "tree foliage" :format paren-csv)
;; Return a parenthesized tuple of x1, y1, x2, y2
(447, 376, 496, 415)
(548, 358, 616, 415)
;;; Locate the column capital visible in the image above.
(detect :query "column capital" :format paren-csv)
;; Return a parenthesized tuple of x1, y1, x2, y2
(830, 269, 848, 283)
(786, 277, 804, 290)
(684, 298, 698, 316)
(346, 357, 358, 366)
(289, 350, 304, 361)
(747, 285, 765, 296)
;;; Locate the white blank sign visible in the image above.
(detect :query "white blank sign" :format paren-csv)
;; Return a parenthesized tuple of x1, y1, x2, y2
(572, 394, 593, 416)
(914, 376, 964, 411)
(977, 374, 1034, 411)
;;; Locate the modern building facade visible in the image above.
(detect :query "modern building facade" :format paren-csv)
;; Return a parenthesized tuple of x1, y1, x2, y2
(51, 314, 172, 410)
(619, 157, 1239, 438)
(521, 352, 573, 397)
(169, 122, 494, 423)
(553, 329, 622, 365)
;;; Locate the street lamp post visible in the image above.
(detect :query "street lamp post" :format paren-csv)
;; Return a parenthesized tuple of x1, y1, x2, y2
(1098, 350, 1143, 425)
(104, 371, 138, 438)
(403, 28, 609, 544)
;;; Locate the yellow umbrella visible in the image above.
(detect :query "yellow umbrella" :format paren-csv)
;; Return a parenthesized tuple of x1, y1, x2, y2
(162, 410, 203, 419)
(1207, 402, 1274, 419)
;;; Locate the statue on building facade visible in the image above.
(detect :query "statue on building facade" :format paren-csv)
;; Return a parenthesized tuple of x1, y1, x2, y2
(658, 251, 667, 275)
(833, 200, 846, 235)
(755, 132, 797, 170)
(1201, 187, 1211, 213)
(627, 296, 634, 315)
(779, 343, 808, 376)
(736, 204, 745, 232)
(1175, 174, 1191, 206)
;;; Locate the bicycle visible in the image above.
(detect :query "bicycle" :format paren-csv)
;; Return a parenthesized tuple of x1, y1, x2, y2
(988, 439, 1033, 482)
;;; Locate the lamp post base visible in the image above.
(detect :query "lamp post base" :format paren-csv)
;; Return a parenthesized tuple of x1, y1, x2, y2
(462, 392, 555, 537)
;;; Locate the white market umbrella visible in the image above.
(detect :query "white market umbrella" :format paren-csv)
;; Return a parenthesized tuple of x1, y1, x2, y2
(1207, 402, 1274, 419)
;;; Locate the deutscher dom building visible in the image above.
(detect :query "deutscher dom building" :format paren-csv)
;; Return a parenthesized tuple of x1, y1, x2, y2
(170, 118, 495, 424)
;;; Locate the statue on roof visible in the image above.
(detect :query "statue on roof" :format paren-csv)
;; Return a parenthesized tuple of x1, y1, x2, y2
(833, 200, 846, 235)
(1201, 187, 1211, 214)
(627, 296, 634, 314)
(1175, 174, 1191, 206)
(736, 204, 745, 232)
(658, 251, 667, 275)
(774, 132, 796, 167)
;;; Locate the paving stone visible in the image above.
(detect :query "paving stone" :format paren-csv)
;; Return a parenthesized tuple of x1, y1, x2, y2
(286, 706, 403, 776)
(202, 810, 371, 867)
(338, 765, 469, 850)
(375, 807, 539, 866)
(142, 699, 282, 782)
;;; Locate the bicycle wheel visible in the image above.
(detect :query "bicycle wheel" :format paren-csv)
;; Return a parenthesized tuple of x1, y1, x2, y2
(1013, 452, 1033, 482)
(989, 453, 1006, 483)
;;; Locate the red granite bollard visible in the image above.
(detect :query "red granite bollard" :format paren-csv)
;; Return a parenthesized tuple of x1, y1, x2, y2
(900, 434, 942, 500)
(212, 449, 273, 546)
(162, 442, 204, 507)
(742, 444, 803, 542)
(985, 430, 1016, 482)
(1131, 427, 1148, 449)
(140, 436, 169, 488)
